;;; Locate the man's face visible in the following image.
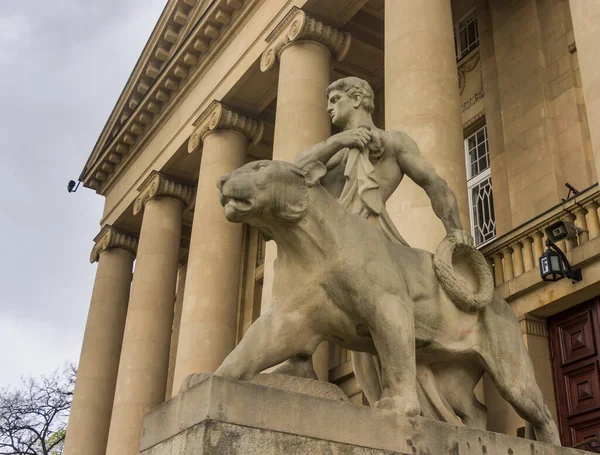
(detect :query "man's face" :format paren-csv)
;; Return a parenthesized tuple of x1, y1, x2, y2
(327, 89, 355, 128)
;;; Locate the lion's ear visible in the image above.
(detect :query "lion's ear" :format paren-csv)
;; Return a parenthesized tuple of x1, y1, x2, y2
(302, 161, 327, 187)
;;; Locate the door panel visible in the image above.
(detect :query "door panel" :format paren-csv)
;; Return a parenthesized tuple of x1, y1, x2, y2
(550, 299, 600, 449)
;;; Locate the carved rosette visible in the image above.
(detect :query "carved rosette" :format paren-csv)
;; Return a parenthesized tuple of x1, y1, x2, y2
(187, 101, 264, 153)
(133, 171, 195, 215)
(90, 225, 138, 263)
(260, 7, 351, 72)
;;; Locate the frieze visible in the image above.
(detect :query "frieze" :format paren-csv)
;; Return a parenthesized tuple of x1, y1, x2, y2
(90, 225, 138, 263)
(461, 90, 484, 113)
(260, 7, 351, 72)
(133, 171, 195, 215)
(188, 101, 264, 153)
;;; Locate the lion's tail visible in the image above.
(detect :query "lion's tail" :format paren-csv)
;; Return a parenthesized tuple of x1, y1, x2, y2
(433, 238, 494, 313)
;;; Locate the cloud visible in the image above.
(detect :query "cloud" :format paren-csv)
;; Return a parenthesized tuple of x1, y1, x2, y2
(0, 0, 166, 386)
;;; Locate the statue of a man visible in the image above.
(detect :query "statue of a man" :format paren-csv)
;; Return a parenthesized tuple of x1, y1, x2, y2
(294, 76, 472, 247)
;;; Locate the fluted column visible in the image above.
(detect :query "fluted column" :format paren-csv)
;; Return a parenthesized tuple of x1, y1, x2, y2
(172, 102, 263, 394)
(105, 173, 193, 455)
(384, 0, 469, 252)
(63, 227, 137, 455)
(568, 0, 600, 181)
(259, 8, 351, 381)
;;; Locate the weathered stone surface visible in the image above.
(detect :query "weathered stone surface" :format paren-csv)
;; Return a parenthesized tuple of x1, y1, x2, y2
(183, 372, 349, 402)
(214, 156, 559, 443)
(140, 376, 585, 455)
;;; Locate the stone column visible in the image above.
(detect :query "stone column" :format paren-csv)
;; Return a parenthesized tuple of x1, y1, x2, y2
(105, 173, 193, 455)
(259, 7, 351, 381)
(569, 0, 600, 181)
(172, 102, 263, 394)
(165, 262, 187, 400)
(63, 227, 137, 455)
(384, 0, 469, 252)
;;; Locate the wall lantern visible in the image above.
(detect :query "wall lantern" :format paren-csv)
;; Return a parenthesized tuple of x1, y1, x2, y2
(539, 220, 582, 283)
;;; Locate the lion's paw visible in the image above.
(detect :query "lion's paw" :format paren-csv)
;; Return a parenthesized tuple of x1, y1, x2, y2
(374, 396, 420, 417)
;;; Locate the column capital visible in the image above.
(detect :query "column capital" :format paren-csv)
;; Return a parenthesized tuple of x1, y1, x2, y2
(188, 101, 264, 154)
(90, 225, 138, 263)
(260, 7, 351, 72)
(133, 171, 195, 215)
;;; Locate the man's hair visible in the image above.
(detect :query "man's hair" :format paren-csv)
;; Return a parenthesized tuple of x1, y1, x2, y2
(326, 77, 375, 114)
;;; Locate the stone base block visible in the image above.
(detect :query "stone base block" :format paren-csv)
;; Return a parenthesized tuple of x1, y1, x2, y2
(140, 375, 585, 455)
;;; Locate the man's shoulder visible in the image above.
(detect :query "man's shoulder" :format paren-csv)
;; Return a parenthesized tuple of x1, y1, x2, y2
(378, 129, 414, 153)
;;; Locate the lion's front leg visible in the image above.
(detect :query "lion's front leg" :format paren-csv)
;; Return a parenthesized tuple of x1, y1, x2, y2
(369, 293, 420, 417)
(215, 311, 321, 381)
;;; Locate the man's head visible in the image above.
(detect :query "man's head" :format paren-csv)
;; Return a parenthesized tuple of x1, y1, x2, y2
(326, 77, 375, 128)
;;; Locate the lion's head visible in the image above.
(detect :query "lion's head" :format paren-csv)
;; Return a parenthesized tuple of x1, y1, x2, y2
(217, 160, 326, 226)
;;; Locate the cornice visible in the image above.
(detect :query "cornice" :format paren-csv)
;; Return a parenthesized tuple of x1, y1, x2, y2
(188, 100, 264, 153)
(90, 225, 138, 263)
(133, 171, 195, 215)
(81, 0, 250, 194)
(260, 7, 351, 72)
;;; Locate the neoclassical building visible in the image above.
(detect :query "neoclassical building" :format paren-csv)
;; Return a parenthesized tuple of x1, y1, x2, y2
(64, 0, 600, 453)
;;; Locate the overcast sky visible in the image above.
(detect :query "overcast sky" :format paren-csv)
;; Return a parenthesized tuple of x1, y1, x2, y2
(0, 0, 167, 388)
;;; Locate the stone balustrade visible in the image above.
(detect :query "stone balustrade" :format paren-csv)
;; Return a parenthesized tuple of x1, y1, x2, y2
(481, 184, 600, 286)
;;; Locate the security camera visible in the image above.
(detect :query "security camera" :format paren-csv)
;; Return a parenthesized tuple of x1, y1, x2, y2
(545, 220, 582, 242)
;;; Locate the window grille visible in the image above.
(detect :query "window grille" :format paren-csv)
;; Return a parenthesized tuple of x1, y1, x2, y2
(465, 125, 495, 246)
(455, 9, 479, 60)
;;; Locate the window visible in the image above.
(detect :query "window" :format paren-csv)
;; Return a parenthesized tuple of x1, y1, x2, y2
(454, 9, 479, 60)
(465, 125, 495, 246)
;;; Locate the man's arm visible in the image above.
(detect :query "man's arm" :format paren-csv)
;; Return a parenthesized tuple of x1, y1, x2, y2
(391, 130, 464, 234)
(294, 129, 372, 168)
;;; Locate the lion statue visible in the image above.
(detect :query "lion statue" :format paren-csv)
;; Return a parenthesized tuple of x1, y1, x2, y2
(211, 159, 559, 444)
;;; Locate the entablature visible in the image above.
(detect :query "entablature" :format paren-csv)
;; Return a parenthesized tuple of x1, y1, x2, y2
(80, 0, 252, 194)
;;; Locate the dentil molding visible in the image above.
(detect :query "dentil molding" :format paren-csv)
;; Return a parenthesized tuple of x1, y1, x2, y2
(188, 100, 264, 153)
(133, 171, 195, 215)
(90, 225, 138, 263)
(260, 7, 351, 72)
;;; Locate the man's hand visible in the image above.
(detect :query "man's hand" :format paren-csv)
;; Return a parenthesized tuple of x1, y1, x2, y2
(447, 229, 475, 248)
(328, 128, 372, 150)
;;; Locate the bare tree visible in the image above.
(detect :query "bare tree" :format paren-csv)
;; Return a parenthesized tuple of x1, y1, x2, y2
(0, 364, 75, 455)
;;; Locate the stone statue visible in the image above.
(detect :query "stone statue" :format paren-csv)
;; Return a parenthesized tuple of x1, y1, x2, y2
(214, 159, 558, 444)
(207, 77, 559, 444)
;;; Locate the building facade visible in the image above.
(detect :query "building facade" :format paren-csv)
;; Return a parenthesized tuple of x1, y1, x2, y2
(64, 0, 600, 453)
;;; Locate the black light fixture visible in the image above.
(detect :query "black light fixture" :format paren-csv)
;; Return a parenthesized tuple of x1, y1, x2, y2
(538, 220, 582, 283)
(67, 180, 80, 193)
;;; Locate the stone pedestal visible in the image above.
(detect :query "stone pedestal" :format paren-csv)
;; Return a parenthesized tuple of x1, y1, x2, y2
(140, 375, 584, 455)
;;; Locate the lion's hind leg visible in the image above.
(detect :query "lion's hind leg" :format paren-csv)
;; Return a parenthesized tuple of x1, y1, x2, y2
(477, 305, 560, 444)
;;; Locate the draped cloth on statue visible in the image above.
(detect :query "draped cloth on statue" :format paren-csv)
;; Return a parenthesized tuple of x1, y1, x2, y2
(338, 145, 473, 427)
(338, 146, 409, 247)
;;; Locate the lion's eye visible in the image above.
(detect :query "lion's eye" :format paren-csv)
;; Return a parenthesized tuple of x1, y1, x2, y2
(255, 163, 268, 171)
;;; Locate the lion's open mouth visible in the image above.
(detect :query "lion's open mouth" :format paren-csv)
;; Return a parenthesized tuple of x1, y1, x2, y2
(221, 193, 253, 221)
(223, 196, 252, 212)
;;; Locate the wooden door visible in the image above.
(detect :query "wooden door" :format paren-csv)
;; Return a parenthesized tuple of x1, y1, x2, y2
(549, 299, 600, 449)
